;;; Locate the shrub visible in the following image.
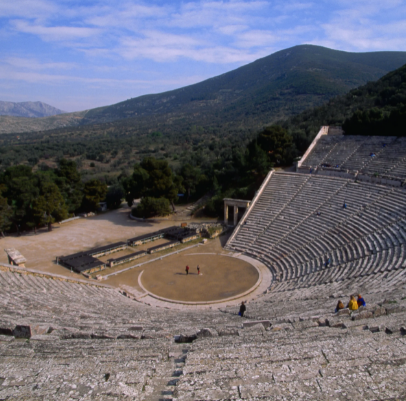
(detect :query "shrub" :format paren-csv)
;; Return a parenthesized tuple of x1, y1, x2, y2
(132, 197, 171, 218)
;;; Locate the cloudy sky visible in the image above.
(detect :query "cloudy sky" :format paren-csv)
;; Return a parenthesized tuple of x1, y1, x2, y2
(1, 0, 405, 112)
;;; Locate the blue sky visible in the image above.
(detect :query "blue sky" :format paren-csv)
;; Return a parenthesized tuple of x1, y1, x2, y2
(1, 0, 405, 112)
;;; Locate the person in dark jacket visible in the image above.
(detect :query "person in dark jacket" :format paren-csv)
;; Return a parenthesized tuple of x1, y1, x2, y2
(185, 265, 189, 275)
(239, 301, 246, 317)
(357, 294, 366, 307)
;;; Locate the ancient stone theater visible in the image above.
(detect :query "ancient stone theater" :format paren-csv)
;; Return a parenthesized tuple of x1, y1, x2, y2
(1, 126, 406, 400)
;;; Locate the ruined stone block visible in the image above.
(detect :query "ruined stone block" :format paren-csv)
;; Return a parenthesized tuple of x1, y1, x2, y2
(218, 327, 239, 337)
(128, 326, 143, 331)
(242, 320, 270, 329)
(352, 311, 373, 321)
(12, 325, 32, 338)
(329, 321, 346, 329)
(0, 324, 14, 336)
(368, 326, 381, 333)
(373, 306, 386, 317)
(196, 328, 218, 338)
(385, 326, 397, 335)
(174, 333, 197, 343)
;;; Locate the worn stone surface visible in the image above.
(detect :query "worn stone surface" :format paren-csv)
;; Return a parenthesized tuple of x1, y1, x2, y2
(1, 244, 406, 400)
(352, 310, 373, 320)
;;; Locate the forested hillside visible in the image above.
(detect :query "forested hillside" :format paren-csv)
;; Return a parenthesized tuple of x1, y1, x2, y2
(281, 63, 406, 153)
(1, 58, 406, 226)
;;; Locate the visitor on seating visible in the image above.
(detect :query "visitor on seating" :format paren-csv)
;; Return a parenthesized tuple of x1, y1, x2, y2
(357, 294, 366, 307)
(335, 300, 344, 313)
(347, 295, 358, 311)
(239, 301, 246, 317)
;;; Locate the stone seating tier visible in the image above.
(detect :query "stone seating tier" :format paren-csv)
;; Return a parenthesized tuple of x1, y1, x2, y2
(301, 134, 406, 181)
(1, 282, 406, 400)
(227, 172, 406, 292)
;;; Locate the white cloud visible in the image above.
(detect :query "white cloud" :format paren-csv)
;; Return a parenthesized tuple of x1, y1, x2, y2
(0, 0, 57, 19)
(119, 30, 203, 61)
(235, 30, 279, 48)
(274, 1, 314, 13)
(217, 24, 248, 35)
(12, 20, 101, 41)
(169, 0, 267, 29)
(4, 57, 76, 70)
(317, 0, 406, 52)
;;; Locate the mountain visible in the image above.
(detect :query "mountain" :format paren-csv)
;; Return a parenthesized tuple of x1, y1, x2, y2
(0, 101, 66, 118)
(281, 63, 406, 153)
(80, 44, 406, 128)
(2, 45, 406, 136)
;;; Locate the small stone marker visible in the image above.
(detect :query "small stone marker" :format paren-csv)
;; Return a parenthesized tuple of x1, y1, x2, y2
(4, 248, 27, 267)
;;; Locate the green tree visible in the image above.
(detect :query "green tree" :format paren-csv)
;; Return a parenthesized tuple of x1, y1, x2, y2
(257, 126, 294, 165)
(105, 184, 125, 209)
(55, 159, 84, 213)
(132, 197, 171, 218)
(180, 164, 200, 201)
(32, 181, 68, 231)
(81, 179, 108, 212)
(0, 185, 12, 236)
(0, 165, 39, 231)
(126, 157, 184, 211)
(122, 164, 149, 206)
(247, 140, 272, 176)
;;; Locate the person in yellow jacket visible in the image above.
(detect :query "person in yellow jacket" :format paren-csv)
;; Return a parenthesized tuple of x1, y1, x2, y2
(347, 295, 358, 311)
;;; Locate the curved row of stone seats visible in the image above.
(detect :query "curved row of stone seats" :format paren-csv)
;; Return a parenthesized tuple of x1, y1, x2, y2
(1, 273, 405, 399)
(0, 271, 243, 339)
(174, 300, 406, 400)
(2, 283, 405, 400)
(339, 136, 397, 172)
(236, 173, 310, 243)
(301, 133, 406, 181)
(228, 172, 406, 290)
(265, 247, 406, 294)
(362, 137, 406, 178)
(0, 335, 189, 400)
(222, 283, 406, 335)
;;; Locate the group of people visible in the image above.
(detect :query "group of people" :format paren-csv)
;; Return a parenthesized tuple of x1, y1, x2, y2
(335, 294, 366, 313)
(185, 265, 200, 275)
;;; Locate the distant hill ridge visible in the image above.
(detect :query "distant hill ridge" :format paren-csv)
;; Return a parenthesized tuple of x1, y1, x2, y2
(0, 101, 65, 118)
(80, 45, 406, 127)
(2, 45, 406, 134)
